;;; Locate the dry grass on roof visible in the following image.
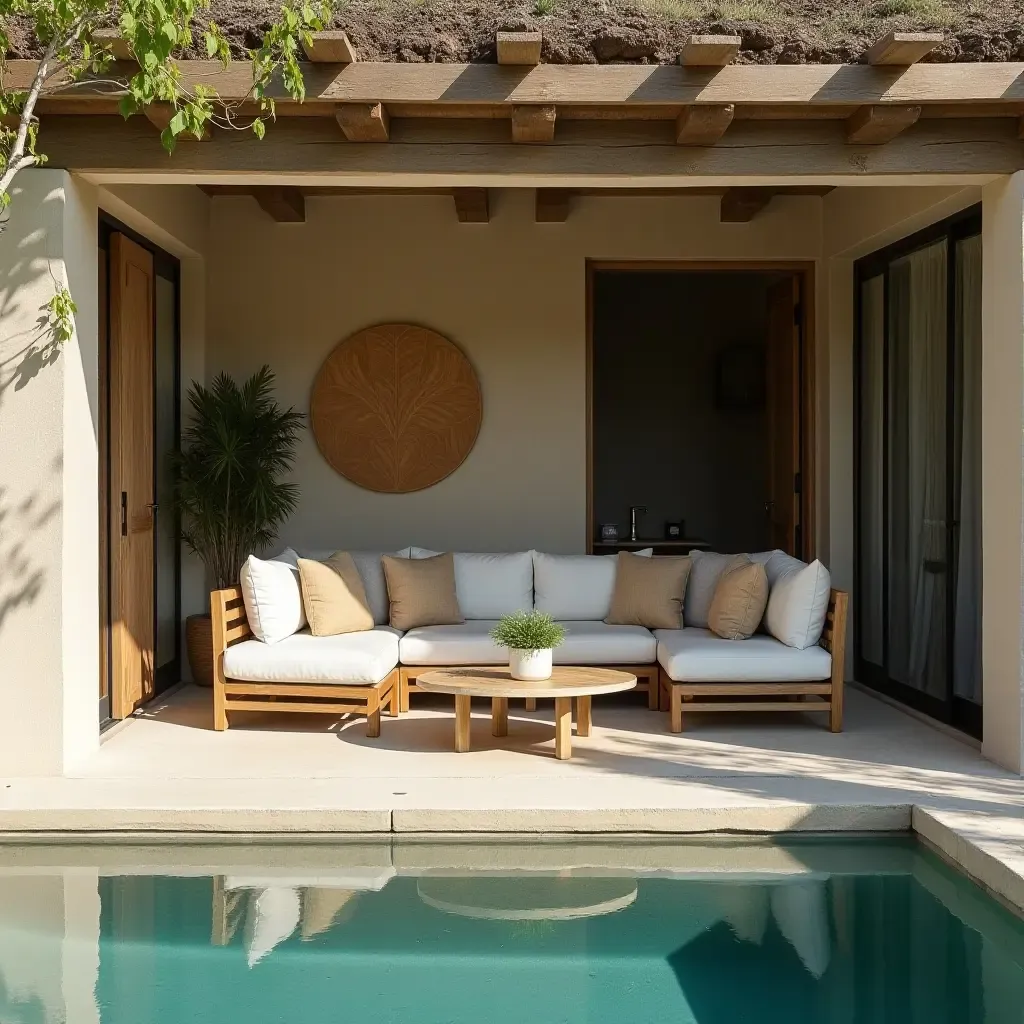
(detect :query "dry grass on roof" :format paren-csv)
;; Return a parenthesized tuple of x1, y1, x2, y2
(4, 0, 1024, 63)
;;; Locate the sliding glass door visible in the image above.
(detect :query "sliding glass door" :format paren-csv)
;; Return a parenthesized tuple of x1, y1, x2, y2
(854, 209, 982, 736)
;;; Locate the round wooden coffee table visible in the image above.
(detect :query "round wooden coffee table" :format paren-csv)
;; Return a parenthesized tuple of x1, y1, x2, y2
(414, 666, 636, 760)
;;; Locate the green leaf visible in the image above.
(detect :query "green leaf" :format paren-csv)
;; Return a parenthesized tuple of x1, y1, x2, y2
(252, 117, 265, 140)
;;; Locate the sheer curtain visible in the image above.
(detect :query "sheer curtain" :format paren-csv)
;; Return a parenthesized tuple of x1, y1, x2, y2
(953, 234, 983, 704)
(887, 241, 947, 698)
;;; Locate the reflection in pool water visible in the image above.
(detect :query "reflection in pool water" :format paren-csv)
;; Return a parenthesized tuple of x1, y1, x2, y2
(0, 837, 1022, 1023)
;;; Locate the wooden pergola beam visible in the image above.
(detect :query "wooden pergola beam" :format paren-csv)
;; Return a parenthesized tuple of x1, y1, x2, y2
(536, 188, 571, 222)
(866, 31, 943, 67)
(496, 31, 542, 66)
(301, 30, 358, 63)
(720, 187, 774, 222)
(143, 102, 208, 140)
(8, 61, 1024, 109)
(335, 102, 390, 141)
(452, 187, 489, 222)
(847, 104, 921, 144)
(251, 186, 306, 222)
(512, 104, 556, 143)
(675, 104, 735, 145)
(679, 35, 741, 67)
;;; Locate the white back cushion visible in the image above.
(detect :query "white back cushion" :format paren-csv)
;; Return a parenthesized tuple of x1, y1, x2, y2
(239, 548, 306, 644)
(764, 553, 832, 649)
(533, 550, 651, 621)
(411, 548, 533, 619)
(685, 550, 777, 628)
(298, 548, 410, 625)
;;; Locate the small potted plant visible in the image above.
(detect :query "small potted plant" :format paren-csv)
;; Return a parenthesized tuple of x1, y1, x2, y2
(171, 366, 303, 685)
(490, 611, 566, 681)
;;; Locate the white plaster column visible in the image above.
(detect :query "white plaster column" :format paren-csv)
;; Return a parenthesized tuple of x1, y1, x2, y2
(0, 169, 99, 775)
(981, 172, 1024, 774)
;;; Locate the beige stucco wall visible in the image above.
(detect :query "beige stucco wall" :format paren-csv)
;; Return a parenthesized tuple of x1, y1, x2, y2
(206, 188, 823, 554)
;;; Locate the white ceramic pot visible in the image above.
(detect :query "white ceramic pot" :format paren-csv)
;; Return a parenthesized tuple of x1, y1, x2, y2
(508, 648, 553, 681)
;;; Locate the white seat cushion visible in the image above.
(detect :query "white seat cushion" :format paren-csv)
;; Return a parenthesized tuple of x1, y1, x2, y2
(400, 620, 656, 666)
(239, 548, 306, 644)
(223, 627, 400, 685)
(298, 549, 411, 625)
(555, 622, 657, 664)
(533, 550, 651, 621)
(411, 549, 533, 619)
(655, 627, 831, 682)
(400, 621, 505, 665)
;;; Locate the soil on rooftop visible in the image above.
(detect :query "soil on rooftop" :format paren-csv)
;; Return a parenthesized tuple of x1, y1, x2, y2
(6, 0, 1024, 63)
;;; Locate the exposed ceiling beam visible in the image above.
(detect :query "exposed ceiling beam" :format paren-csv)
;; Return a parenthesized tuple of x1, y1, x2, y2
(679, 35, 741, 67)
(251, 186, 306, 222)
(675, 104, 735, 145)
(846, 104, 921, 144)
(512, 104, 556, 143)
(91, 29, 133, 61)
(335, 102, 390, 141)
(301, 30, 357, 63)
(536, 188, 571, 222)
(866, 31, 943, 66)
(497, 31, 542, 66)
(452, 187, 489, 222)
(720, 188, 774, 222)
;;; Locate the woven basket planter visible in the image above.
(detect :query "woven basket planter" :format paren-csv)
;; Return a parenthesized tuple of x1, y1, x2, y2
(186, 613, 214, 687)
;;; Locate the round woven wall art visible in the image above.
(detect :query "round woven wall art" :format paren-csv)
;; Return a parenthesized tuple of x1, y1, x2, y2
(311, 323, 483, 494)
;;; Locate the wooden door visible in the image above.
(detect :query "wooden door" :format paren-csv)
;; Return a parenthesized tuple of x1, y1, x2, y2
(109, 233, 155, 718)
(766, 276, 801, 556)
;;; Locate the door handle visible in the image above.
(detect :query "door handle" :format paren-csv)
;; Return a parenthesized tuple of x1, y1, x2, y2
(120, 492, 127, 536)
(146, 503, 159, 514)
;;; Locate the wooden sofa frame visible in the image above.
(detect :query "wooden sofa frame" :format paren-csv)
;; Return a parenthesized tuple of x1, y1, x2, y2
(210, 586, 399, 738)
(400, 664, 661, 713)
(660, 589, 849, 734)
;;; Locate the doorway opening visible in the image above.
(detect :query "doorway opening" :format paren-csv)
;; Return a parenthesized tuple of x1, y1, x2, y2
(98, 217, 181, 725)
(854, 207, 983, 737)
(587, 262, 814, 559)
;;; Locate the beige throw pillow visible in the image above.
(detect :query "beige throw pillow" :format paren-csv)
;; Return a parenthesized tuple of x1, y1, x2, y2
(297, 553, 375, 637)
(382, 552, 464, 630)
(605, 552, 692, 630)
(708, 555, 769, 640)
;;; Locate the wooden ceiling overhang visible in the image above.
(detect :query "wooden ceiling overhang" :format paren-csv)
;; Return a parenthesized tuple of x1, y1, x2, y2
(8, 31, 1024, 221)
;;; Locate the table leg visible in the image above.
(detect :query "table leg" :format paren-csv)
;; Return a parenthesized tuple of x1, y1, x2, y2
(525, 697, 537, 712)
(455, 694, 472, 752)
(492, 696, 508, 737)
(554, 696, 572, 760)
(576, 695, 592, 737)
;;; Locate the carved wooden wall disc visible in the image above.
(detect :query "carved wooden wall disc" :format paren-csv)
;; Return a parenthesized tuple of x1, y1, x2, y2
(311, 323, 483, 493)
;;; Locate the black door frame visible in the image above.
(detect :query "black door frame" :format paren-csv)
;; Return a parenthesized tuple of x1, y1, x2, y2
(98, 215, 182, 726)
(853, 205, 982, 738)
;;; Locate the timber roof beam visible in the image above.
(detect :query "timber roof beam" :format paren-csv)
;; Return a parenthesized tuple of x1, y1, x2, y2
(452, 187, 489, 222)
(536, 188, 571, 222)
(675, 104, 735, 145)
(335, 102, 390, 141)
(720, 187, 774, 222)
(512, 104, 556, 143)
(301, 30, 358, 63)
(866, 31, 943, 66)
(679, 35, 741, 67)
(496, 31, 542, 66)
(847, 104, 921, 144)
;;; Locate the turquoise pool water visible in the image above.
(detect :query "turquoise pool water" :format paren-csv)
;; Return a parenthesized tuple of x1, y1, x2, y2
(0, 837, 1022, 1023)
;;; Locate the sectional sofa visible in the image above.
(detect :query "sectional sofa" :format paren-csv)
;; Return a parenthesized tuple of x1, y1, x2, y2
(211, 547, 847, 737)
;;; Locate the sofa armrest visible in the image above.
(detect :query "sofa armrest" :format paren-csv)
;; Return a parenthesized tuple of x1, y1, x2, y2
(210, 586, 252, 665)
(820, 589, 848, 670)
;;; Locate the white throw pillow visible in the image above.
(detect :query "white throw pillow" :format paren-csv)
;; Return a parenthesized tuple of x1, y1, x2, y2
(298, 549, 410, 625)
(411, 548, 533, 619)
(685, 550, 778, 628)
(239, 548, 306, 644)
(533, 550, 651, 621)
(764, 553, 831, 649)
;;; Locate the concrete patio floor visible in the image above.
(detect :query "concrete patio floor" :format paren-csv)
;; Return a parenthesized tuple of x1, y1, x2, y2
(1, 684, 1022, 913)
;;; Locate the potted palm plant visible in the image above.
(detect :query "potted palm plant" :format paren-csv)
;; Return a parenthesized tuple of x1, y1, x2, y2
(172, 366, 303, 685)
(490, 611, 566, 681)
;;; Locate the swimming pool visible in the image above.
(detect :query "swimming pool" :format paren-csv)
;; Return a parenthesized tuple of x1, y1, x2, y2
(0, 836, 1021, 1022)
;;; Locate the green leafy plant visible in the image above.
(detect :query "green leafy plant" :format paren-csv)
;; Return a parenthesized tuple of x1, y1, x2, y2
(490, 611, 566, 651)
(172, 366, 304, 589)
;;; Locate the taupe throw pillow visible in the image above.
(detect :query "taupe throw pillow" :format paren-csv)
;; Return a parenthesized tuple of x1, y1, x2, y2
(707, 555, 769, 640)
(382, 551, 464, 631)
(297, 553, 375, 637)
(605, 552, 692, 630)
